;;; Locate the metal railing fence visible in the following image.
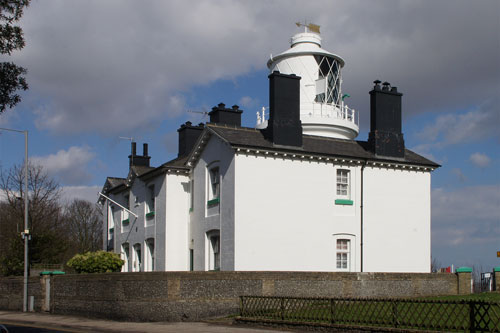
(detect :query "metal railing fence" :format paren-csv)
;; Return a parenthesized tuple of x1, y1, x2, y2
(239, 296, 500, 332)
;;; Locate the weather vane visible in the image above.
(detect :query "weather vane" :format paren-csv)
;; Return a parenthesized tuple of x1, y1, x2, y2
(295, 21, 320, 34)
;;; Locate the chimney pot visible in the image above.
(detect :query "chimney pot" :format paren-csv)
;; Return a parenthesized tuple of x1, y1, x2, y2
(208, 102, 243, 126)
(143, 143, 148, 157)
(131, 142, 137, 155)
(177, 122, 205, 157)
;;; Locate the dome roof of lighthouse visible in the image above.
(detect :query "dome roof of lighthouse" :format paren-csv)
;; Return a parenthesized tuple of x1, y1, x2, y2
(267, 32, 345, 69)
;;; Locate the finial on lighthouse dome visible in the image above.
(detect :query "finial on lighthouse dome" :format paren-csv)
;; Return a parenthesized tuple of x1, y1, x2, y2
(266, 24, 359, 140)
(290, 22, 322, 47)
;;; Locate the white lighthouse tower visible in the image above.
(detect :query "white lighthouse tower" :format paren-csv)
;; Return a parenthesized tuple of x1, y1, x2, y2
(263, 24, 359, 140)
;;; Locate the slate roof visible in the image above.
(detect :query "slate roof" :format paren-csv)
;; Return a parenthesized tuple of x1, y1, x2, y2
(207, 124, 440, 168)
(131, 165, 155, 176)
(139, 155, 190, 180)
(106, 177, 126, 188)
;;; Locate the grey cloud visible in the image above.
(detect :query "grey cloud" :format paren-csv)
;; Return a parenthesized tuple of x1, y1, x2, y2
(432, 185, 500, 226)
(10, 0, 499, 135)
(431, 185, 500, 267)
(413, 98, 499, 149)
(60, 185, 102, 205)
(469, 152, 491, 168)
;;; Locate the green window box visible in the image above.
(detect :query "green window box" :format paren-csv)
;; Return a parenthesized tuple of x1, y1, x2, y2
(335, 199, 354, 205)
(207, 197, 220, 206)
(146, 211, 155, 218)
(122, 218, 129, 225)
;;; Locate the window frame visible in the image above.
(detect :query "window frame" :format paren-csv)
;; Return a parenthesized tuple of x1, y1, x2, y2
(206, 162, 221, 207)
(121, 243, 130, 272)
(145, 184, 155, 219)
(206, 230, 221, 271)
(336, 239, 350, 271)
(336, 169, 350, 198)
(333, 234, 356, 272)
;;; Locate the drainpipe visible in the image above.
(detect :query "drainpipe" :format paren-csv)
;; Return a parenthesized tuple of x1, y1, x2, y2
(360, 160, 367, 272)
(106, 200, 109, 251)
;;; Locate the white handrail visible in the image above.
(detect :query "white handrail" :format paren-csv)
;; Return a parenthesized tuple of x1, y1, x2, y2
(98, 192, 138, 218)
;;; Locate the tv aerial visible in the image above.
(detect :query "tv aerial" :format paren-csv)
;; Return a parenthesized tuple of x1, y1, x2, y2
(187, 108, 209, 120)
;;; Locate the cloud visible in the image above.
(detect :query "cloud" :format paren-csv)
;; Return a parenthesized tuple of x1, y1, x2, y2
(9, 0, 498, 135)
(450, 168, 467, 183)
(60, 185, 102, 205)
(469, 152, 491, 168)
(414, 99, 499, 150)
(239, 96, 256, 109)
(432, 185, 500, 241)
(431, 184, 500, 267)
(31, 146, 95, 185)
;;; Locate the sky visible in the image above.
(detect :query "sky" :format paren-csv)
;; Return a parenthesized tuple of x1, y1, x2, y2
(0, 0, 499, 271)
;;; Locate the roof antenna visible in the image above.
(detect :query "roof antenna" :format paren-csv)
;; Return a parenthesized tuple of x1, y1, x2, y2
(187, 109, 209, 121)
(119, 136, 134, 165)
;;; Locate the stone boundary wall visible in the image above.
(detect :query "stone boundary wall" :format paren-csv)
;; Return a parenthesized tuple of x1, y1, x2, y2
(0, 271, 464, 321)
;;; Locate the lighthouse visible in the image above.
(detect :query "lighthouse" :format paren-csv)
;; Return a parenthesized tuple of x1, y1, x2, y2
(263, 24, 359, 140)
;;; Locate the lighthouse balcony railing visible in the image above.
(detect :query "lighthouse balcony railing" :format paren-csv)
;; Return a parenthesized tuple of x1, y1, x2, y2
(256, 102, 359, 129)
(304, 102, 359, 127)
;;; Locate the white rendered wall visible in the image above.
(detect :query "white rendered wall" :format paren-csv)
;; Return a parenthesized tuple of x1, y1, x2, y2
(164, 173, 190, 271)
(233, 153, 361, 272)
(190, 137, 236, 271)
(363, 167, 431, 273)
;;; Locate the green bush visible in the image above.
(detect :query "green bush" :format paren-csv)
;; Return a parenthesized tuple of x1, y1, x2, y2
(67, 251, 123, 273)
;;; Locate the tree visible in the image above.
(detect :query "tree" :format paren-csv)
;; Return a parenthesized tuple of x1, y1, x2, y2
(0, 0, 30, 114)
(0, 163, 70, 276)
(63, 199, 103, 254)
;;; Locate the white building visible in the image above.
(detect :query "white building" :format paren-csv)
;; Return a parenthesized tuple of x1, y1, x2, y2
(100, 27, 439, 273)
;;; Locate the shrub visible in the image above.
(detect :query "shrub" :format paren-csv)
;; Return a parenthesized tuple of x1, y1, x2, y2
(67, 251, 123, 273)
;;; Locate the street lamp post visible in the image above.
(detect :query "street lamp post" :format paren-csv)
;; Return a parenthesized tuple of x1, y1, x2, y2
(0, 127, 29, 312)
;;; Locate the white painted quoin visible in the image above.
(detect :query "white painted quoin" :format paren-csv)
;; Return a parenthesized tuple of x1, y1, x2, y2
(101, 26, 438, 274)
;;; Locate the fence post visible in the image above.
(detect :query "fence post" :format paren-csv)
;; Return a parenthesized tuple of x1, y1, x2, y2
(494, 267, 500, 291)
(239, 296, 243, 316)
(457, 267, 473, 295)
(469, 300, 476, 333)
(330, 298, 335, 324)
(280, 297, 285, 320)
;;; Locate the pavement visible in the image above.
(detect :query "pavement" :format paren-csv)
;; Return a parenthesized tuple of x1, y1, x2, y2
(0, 311, 296, 333)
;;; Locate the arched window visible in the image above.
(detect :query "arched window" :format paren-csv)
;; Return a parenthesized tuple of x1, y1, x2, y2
(121, 243, 129, 272)
(144, 238, 155, 272)
(333, 234, 356, 272)
(133, 243, 142, 272)
(206, 230, 220, 271)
